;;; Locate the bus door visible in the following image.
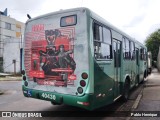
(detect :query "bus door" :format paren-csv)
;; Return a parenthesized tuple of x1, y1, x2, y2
(136, 48, 140, 83)
(113, 40, 121, 99)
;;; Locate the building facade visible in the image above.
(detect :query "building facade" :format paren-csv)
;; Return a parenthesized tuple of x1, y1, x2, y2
(0, 9, 25, 73)
(3, 38, 21, 73)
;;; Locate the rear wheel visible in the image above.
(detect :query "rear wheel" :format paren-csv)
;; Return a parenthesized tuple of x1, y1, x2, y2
(135, 75, 139, 87)
(122, 80, 130, 102)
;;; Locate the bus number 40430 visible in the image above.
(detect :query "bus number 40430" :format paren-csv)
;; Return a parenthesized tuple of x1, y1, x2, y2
(41, 93, 56, 100)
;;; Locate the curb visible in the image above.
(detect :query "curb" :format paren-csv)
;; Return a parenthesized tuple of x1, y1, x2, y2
(125, 89, 143, 120)
(131, 90, 143, 109)
(144, 84, 160, 87)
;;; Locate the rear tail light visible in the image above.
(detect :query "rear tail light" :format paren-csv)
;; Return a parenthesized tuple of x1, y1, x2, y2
(23, 76, 26, 81)
(24, 81, 28, 86)
(82, 102, 89, 106)
(77, 72, 88, 94)
(21, 70, 25, 75)
(80, 80, 86, 87)
(81, 72, 88, 79)
(77, 101, 90, 106)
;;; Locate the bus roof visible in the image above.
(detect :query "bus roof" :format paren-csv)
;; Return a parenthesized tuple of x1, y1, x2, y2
(26, 7, 87, 23)
(26, 7, 146, 48)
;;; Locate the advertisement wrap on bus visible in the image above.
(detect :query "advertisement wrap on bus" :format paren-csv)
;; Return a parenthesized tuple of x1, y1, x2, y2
(23, 11, 89, 93)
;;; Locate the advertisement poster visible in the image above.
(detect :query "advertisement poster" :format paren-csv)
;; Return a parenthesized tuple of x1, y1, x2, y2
(25, 25, 77, 87)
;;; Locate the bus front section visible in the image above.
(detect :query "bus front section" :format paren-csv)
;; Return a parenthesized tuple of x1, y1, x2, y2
(22, 8, 93, 110)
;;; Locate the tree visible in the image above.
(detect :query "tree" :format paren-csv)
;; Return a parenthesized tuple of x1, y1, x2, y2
(145, 29, 160, 62)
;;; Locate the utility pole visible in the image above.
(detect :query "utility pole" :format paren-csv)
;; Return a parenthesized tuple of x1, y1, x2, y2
(18, 25, 23, 72)
(20, 27, 23, 72)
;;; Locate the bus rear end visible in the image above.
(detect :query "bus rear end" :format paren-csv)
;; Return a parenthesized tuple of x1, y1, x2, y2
(22, 8, 93, 110)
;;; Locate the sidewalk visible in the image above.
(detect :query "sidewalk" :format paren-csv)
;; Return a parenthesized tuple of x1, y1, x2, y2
(131, 69, 160, 119)
(138, 69, 160, 111)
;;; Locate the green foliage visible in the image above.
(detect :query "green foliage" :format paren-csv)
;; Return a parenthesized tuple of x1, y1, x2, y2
(145, 29, 160, 61)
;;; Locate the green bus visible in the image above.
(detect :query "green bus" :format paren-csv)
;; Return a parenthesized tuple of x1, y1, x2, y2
(22, 7, 148, 110)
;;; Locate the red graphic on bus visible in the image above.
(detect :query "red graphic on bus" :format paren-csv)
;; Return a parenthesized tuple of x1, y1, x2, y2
(29, 28, 76, 87)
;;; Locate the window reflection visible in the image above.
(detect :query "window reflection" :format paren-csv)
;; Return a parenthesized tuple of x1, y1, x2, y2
(93, 22, 112, 60)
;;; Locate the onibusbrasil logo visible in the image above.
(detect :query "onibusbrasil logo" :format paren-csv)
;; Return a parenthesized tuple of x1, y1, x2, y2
(1, 112, 42, 117)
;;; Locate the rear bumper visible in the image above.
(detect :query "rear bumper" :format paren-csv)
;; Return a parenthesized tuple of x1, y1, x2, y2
(22, 85, 94, 110)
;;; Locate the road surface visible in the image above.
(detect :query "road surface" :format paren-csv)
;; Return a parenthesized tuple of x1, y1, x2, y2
(0, 81, 143, 120)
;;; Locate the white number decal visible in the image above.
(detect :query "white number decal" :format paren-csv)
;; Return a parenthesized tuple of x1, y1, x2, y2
(41, 93, 56, 100)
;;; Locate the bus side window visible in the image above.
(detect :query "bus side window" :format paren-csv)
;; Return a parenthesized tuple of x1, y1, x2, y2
(94, 41, 101, 59)
(100, 43, 111, 59)
(144, 49, 147, 61)
(103, 27, 111, 44)
(140, 48, 144, 60)
(130, 41, 135, 60)
(93, 23, 102, 41)
(123, 38, 130, 59)
(103, 27, 112, 59)
(93, 22, 112, 60)
(123, 38, 126, 58)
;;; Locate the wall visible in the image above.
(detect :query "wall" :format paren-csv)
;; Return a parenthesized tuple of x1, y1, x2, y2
(0, 15, 24, 57)
(3, 38, 21, 73)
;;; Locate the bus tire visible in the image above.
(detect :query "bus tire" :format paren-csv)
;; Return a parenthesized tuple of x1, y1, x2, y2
(122, 79, 130, 102)
(135, 75, 139, 87)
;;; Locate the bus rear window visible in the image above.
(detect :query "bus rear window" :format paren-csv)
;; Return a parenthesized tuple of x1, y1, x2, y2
(60, 15, 77, 27)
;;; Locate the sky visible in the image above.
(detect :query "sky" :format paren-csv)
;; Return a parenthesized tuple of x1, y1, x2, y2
(0, 0, 160, 44)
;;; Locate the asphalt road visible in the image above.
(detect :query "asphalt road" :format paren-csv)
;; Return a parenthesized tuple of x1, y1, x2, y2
(0, 81, 144, 120)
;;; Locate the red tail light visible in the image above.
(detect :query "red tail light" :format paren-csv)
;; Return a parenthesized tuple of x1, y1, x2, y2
(77, 101, 90, 106)
(80, 80, 86, 87)
(81, 72, 88, 79)
(83, 102, 90, 106)
(23, 76, 26, 81)
(21, 70, 25, 75)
